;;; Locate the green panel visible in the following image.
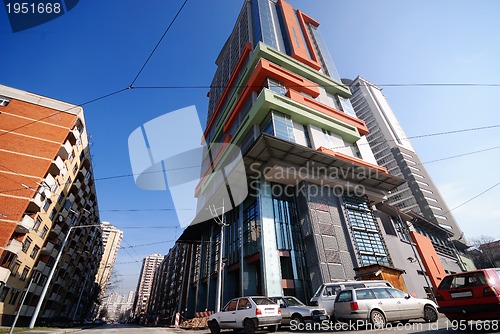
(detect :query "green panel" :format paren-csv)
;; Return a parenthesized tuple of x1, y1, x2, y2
(232, 89, 361, 146)
(251, 43, 352, 98)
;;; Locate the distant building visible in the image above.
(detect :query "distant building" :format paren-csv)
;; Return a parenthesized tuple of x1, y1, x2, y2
(133, 254, 163, 316)
(0, 85, 103, 325)
(147, 244, 190, 325)
(95, 222, 123, 299)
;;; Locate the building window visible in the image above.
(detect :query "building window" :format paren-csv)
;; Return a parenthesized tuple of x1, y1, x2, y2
(261, 111, 295, 143)
(30, 245, 40, 259)
(43, 199, 51, 212)
(22, 237, 32, 253)
(343, 195, 392, 267)
(33, 217, 42, 232)
(49, 208, 56, 220)
(0, 287, 10, 302)
(8, 289, 20, 305)
(243, 196, 261, 257)
(264, 78, 287, 96)
(40, 226, 48, 239)
(20, 266, 30, 281)
(10, 261, 21, 276)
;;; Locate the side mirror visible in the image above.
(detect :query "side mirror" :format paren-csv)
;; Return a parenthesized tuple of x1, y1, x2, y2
(405, 294, 411, 299)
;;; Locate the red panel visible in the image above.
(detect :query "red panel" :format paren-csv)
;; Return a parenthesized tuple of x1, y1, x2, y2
(410, 231, 447, 289)
(204, 43, 253, 139)
(286, 89, 369, 135)
(278, 0, 321, 70)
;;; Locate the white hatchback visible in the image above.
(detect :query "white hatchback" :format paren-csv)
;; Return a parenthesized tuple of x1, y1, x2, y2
(208, 296, 282, 334)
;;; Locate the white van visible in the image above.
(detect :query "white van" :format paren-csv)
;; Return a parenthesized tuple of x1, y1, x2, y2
(309, 280, 393, 316)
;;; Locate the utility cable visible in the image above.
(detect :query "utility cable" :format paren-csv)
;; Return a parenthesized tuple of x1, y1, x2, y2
(129, 0, 189, 87)
(443, 182, 500, 216)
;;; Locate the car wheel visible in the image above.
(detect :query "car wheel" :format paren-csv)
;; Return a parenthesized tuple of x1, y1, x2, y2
(244, 319, 255, 334)
(208, 320, 221, 334)
(370, 310, 386, 329)
(268, 324, 278, 332)
(291, 314, 304, 326)
(423, 305, 438, 323)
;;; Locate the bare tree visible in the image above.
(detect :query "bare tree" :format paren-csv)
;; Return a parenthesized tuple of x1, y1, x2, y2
(467, 235, 499, 269)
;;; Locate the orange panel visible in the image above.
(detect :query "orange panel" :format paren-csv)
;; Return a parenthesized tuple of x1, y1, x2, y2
(410, 231, 447, 289)
(277, 0, 321, 70)
(223, 59, 320, 133)
(317, 147, 389, 175)
(194, 134, 233, 196)
(204, 43, 253, 139)
(286, 89, 369, 135)
(296, 10, 321, 67)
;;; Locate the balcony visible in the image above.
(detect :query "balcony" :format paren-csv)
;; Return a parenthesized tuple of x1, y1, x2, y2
(49, 156, 66, 176)
(27, 191, 47, 212)
(41, 241, 55, 255)
(4, 239, 22, 255)
(67, 126, 81, 145)
(58, 140, 73, 160)
(0, 266, 11, 285)
(15, 215, 35, 233)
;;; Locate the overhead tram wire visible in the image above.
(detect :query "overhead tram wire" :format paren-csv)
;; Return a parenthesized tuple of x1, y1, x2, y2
(442, 181, 500, 216)
(129, 0, 189, 87)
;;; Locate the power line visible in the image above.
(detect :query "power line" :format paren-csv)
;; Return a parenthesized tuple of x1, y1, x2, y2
(443, 182, 500, 216)
(129, 0, 189, 86)
(419, 146, 500, 166)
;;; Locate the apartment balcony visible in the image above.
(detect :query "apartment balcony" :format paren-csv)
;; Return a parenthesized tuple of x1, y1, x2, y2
(0, 266, 11, 285)
(15, 214, 35, 233)
(41, 241, 55, 255)
(75, 178, 83, 189)
(79, 166, 88, 178)
(49, 156, 66, 176)
(58, 140, 73, 160)
(27, 191, 47, 212)
(4, 239, 22, 255)
(67, 126, 81, 145)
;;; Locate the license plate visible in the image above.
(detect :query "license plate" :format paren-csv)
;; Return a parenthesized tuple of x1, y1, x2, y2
(265, 308, 275, 314)
(319, 316, 327, 320)
(451, 291, 472, 298)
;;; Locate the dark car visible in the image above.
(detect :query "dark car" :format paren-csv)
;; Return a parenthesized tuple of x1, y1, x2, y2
(435, 268, 500, 320)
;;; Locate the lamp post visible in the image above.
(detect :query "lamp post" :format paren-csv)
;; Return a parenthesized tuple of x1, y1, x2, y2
(29, 224, 101, 329)
(209, 202, 228, 313)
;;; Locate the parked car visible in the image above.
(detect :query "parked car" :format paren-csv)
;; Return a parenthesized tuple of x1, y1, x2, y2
(310, 280, 393, 316)
(334, 287, 439, 328)
(208, 296, 282, 334)
(435, 268, 500, 321)
(269, 296, 329, 326)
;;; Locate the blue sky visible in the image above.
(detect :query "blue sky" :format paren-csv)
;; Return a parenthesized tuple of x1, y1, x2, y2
(2, 0, 499, 293)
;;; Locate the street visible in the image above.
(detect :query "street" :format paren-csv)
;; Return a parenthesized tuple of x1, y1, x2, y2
(63, 318, 499, 334)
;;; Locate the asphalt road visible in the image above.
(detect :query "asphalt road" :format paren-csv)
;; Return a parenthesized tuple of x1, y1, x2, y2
(69, 318, 499, 334)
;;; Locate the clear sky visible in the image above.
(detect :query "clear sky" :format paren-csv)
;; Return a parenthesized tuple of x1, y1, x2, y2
(2, 0, 499, 294)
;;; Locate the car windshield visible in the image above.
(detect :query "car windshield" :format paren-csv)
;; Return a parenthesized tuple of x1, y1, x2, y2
(251, 297, 276, 305)
(438, 272, 487, 290)
(283, 296, 305, 306)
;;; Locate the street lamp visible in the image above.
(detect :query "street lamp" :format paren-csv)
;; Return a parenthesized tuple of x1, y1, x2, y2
(209, 202, 228, 313)
(29, 224, 102, 329)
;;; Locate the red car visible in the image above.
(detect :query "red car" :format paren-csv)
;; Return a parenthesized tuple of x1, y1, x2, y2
(435, 268, 500, 320)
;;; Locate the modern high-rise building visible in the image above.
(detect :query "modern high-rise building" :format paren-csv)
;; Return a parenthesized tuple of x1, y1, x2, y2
(343, 77, 465, 243)
(95, 222, 123, 299)
(133, 253, 163, 316)
(172, 0, 406, 316)
(0, 85, 103, 325)
(341, 77, 475, 296)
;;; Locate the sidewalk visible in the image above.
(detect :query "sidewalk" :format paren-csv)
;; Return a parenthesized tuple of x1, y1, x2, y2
(0, 327, 84, 334)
